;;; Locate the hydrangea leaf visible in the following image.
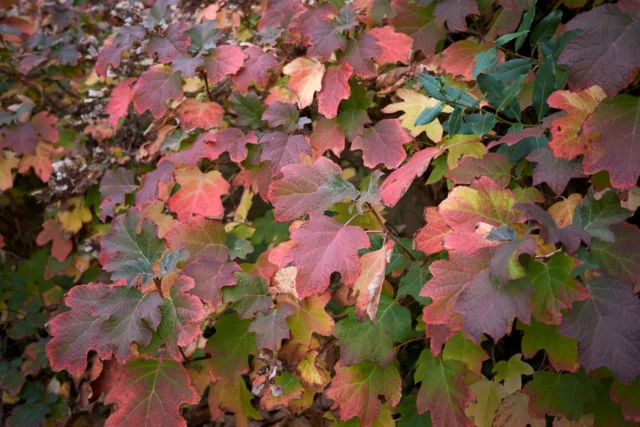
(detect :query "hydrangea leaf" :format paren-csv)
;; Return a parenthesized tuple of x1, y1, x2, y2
(283, 57, 325, 109)
(445, 153, 512, 189)
(103, 359, 199, 427)
(369, 26, 413, 65)
(268, 157, 358, 222)
(175, 98, 224, 131)
(518, 319, 580, 373)
(558, 276, 640, 384)
(99, 167, 137, 221)
(456, 273, 533, 344)
(389, 0, 446, 56)
(432, 0, 479, 32)
(354, 240, 394, 322)
(144, 276, 206, 360)
(342, 33, 381, 79)
(248, 305, 293, 351)
(492, 391, 545, 427)
(101, 208, 166, 287)
(222, 272, 271, 319)
(36, 219, 72, 262)
(525, 253, 589, 325)
(205, 313, 257, 381)
(611, 376, 640, 423)
(259, 131, 311, 178)
(148, 23, 190, 63)
(277, 293, 334, 344)
(326, 361, 402, 427)
(414, 208, 450, 256)
(442, 331, 488, 374)
(318, 62, 352, 119)
(208, 374, 262, 425)
(352, 119, 412, 169)
(207, 128, 258, 163)
(205, 45, 245, 85)
(262, 101, 299, 132)
(381, 89, 449, 141)
(307, 21, 347, 62)
(523, 371, 596, 421)
(492, 353, 534, 394)
(414, 350, 475, 427)
(182, 256, 240, 309)
(132, 65, 183, 119)
(310, 117, 346, 159)
(465, 379, 507, 427)
(439, 177, 517, 231)
(558, 4, 640, 97)
(105, 77, 137, 129)
(288, 215, 370, 297)
(167, 167, 230, 222)
(526, 147, 585, 195)
(547, 87, 607, 160)
(57, 196, 92, 233)
(165, 216, 228, 263)
(135, 160, 175, 207)
(232, 46, 279, 92)
(582, 94, 640, 189)
(573, 189, 630, 242)
(591, 223, 640, 290)
(334, 295, 412, 368)
(380, 147, 438, 207)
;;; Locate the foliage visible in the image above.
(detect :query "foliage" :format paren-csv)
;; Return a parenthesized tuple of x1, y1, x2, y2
(1, 0, 639, 426)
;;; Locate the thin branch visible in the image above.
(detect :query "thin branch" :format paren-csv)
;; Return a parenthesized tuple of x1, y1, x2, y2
(366, 203, 417, 261)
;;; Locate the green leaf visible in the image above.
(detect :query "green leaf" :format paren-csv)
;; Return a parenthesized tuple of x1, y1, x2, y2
(523, 371, 596, 421)
(494, 30, 530, 47)
(572, 188, 630, 242)
(530, 10, 562, 49)
(397, 395, 433, 427)
(230, 91, 267, 129)
(251, 211, 291, 245)
(442, 331, 488, 374)
(415, 103, 444, 126)
(206, 313, 257, 380)
(414, 350, 474, 427)
(222, 272, 272, 318)
(398, 262, 432, 305)
(472, 48, 499, 78)
(467, 113, 498, 136)
(101, 209, 166, 287)
(517, 319, 579, 372)
(539, 29, 582, 61)
(533, 55, 556, 120)
(490, 59, 534, 83)
(159, 248, 189, 275)
(418, 74, 477, 108)
(478, 73, 525, 120)
(515, 2, 536, 51)
(492, 354, 534, 394)
(334, 295, 412, 368)
(446, 108, 463, 136)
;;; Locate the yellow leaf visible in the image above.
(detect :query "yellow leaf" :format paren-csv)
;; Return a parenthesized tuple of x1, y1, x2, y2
(0, 151, 19, 191)
(140, 201, 175, 238)
(298, 350, 330, 390)
(382, 88, 452, 142)
(465, 379, 508, 427)
(440, 134, 487, 169)
(233, 188, 253, 223)
(57, 196, 92, 233)
(549, 194, 582, 228)
(283, 57, 325, 109)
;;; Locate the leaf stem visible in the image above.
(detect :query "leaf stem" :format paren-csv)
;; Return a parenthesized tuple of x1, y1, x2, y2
(365, 203, 417, 261)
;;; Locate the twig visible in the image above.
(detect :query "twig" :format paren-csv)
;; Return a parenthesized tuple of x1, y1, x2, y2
(200, 71, 213, 101)
(366, 203, 417, 261)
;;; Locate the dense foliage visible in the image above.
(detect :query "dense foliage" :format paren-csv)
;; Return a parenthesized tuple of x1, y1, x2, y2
(1, 0, 640, 425)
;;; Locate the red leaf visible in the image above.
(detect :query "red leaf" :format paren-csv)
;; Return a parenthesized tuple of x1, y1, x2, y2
(527, 147, 585, 195)
(559, 4, 640, 97)
(203, 128, 258, 162)
(171, 55, 204, 78)
(165, 216, 228, 262)
(414, 207, 451, 256)
(352, 119, 412, 169)
(204, 45, 245, 85)
(132, 65, 184, 119)
(36, 219, 72, 262)
(390, 0, 447, 56)
(342, 33, 381, 78)
(17, 140, 62, 182)
(307, 21, 346, 61)
(148, 23, 190, 64)
(176, 98, 224, 131)
(309, 117, 346, 158)
(259, 131, 311, 178)
(288, 215, 370, 297)
(232, 46, 279, 92)
(248, 305, 294, 351)
(379, 147, 438, 206)
(104, 359, 198, 427)
(354, 240, 394, 322)
(268, 157, 358, 222)
(440, 40, 500, 81)
(258, 0, 306, 32)
(368, 26, 413, 66)
(582, 94, 640, 189)
(136, 160, 175, 207)
(167, 166, 230, 222)
(99, 167, 137, 221)
(262, 102, 299, 132)
(326, 361, 402, 427)
(105, 78, 137, 130)
(183, 256, 241, 309)
(433, 0, 479, 32)
(317, 62, 352, 119)
(445, 153, 512, 188)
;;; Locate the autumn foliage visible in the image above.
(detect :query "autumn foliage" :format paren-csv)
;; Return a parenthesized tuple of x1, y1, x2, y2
(1, 0, 640, 426)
